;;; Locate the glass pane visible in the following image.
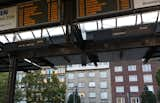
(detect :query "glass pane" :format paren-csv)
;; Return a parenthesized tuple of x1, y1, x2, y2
(117, 15, 136, 27)
(5, 33, 20, 42)
(142, 11, 158, 23)
(0, 35, 8, 43)
(47, 26, 65, 36)
(80, 21, 98, 31)
(32, 30, 42, 38)
(19, 31, 34, 40)
(103, 18, 116, 29)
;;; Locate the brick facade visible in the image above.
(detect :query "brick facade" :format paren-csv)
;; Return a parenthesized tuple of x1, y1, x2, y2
(110, 60, 159, 103)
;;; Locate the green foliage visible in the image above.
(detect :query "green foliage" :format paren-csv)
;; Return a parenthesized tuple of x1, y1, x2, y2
(0, 72, 8, 103)
(157, 88, 160, 102)
(15, 86, 24, 102)
(141, 86, 156, 103)
(156, 69, 160, 86)
(156, 69, 160, 102)
(19, 70, 66, 103)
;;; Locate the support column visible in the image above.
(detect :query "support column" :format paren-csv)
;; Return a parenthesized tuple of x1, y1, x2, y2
(7, 56, 17, 103)
(63, 0, 77, 42)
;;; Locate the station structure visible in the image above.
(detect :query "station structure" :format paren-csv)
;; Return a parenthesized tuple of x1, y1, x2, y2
(0, 0, 160, 102)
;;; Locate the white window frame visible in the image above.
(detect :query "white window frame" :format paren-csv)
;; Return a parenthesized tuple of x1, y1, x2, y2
(78, 82, 85, 88)
(78, 73, 85, 78)
(116, 86, 124, 93)
(100, 72, 107, 78)
(143, 74, 153, 83)
(68, 73, 74, 79)
(147, 85, 154, 92)
(115, 76, 124, 82)
(89, 92, 96, 98)
(100, 81, 107, 88)
(131, 97, 140, 103)
(129, 75, 138, 82)
(128, 65, 136, 71)
(100, 92, 108, 99)
(130, 86, 139, 92)
(88, 72, 95, 77)
(116, 97, 125, 103)
(68, 83, 74, 88)
(114, 66, 123, 72)
(89, 82, 96, 87)
(142, 64, 151, 72)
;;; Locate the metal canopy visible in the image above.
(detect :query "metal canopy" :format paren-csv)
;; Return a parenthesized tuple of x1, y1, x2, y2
(0, 6, 159, 71)
(0, 22, 160, 71)
(1, 1, 160, 102)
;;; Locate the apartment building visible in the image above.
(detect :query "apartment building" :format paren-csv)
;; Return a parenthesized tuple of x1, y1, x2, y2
(65, 62, 112, 103)
(54, 66, 66, 82)
(110, 60, 159, 103)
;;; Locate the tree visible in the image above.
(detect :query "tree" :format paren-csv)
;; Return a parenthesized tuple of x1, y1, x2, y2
(156, 69, 160, 86)
(0, 72, 8, 103)
(141, 85, 156, 103)
(157, 88, 160, 102)
(15, 81, 25, 102)
(156, 69, 160, 101)
(19, 70, 66, 103)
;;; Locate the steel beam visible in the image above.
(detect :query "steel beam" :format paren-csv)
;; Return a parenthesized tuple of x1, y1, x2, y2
(4, 37, 160, 59)
(7, 56, 17, 103)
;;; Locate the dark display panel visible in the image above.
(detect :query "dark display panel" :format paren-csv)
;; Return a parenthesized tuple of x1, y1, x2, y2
(18, 0, 59, 27)
(119, 0, 130, 10)
(78, 0, 130, 17)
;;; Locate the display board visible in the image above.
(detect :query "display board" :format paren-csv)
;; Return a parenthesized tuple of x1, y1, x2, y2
(18, 0, 59, 27)
(78, 0, 130, 17)
(0, 6, 17, 30)
(119, 0, 130, 10)
(134, 0, 160, 9)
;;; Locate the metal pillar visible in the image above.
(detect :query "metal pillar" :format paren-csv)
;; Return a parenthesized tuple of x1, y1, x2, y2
(7, 56, 17, 103)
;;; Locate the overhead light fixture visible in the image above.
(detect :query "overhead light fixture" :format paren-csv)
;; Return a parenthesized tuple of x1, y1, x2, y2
(24, 58, 41, 68)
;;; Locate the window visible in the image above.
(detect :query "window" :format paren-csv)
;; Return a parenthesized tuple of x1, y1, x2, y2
(100, 72, 107, 78)
(89, 82, 96, 87)
(115, 76, 124, 82)
(47, 69, 53, 74)
(128, 65, 136, 71)
(57, 67, 65, 74)
(88, 72, 95, 77)
(147, 85, 154, 92)
(100, 92, 108, 99)
(78, 83, 85, 88)
(68, 73, 74, 79)
(114, 66, 123, 72)
(58, 76, 65, 82)
(116, 86, 124, 93)
(142, 64, 151, 72)
(89, 92, 96, 98)
(130, 86, 139, 92)
(131, 97, 140, 103)
(116, 97, 125, 103)
(78, 73, 85, 78)
(68, 83, 74, 88)
(100, 82, 107, 88)
(143, 74, 153, 83)
(129, 75, 138, 82)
